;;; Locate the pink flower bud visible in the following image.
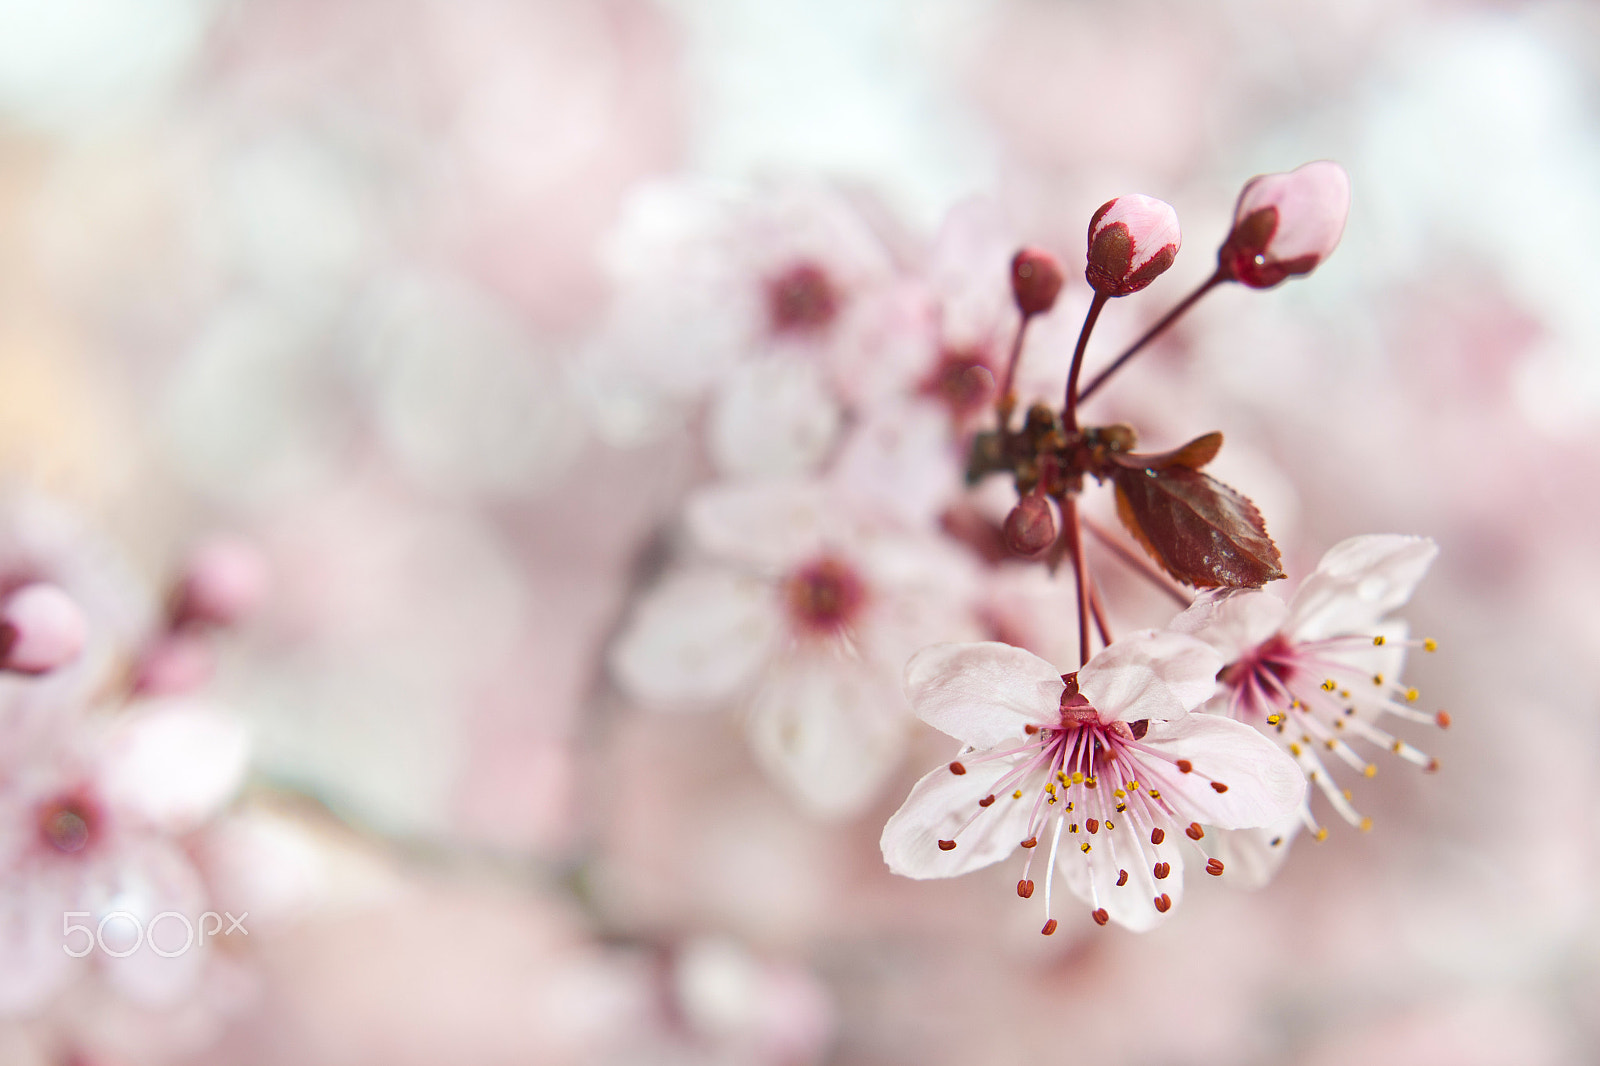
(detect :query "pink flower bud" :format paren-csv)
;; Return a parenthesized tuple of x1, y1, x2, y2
(0, 583, 88, 675)
(1003, 495, 1057, 556)
(1010, 247, 1065, 317)
(1217, 161, 1350, 288)
(173, 536, 268, 629)
(1085, 195, 1181, 297)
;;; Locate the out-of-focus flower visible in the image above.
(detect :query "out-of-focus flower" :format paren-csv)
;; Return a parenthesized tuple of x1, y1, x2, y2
(881, 635, 1303, 931)
(1174, 534, 1442, 883)
(1010, 247, 1065, 318)
(0, 701, 248, 1012)
(610, 479, 982, 817)
(1085, 195, 1181, 297)
(1216, 161, 1351, 288)
(170, 536, 268, 631)
(0, 583, 87, 676)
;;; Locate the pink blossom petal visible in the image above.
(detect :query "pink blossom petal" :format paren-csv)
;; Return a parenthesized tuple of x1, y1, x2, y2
(1204, 817, 1300, 892)
(174, 535, 269, 628)
(1234, 160, 1350, 269)
(0, 582, 88, 675)
(904, 642, 1063, 750)
(1287, 535, 1438, 641)
(1077, 630, 1221, 723)
(101, 702, 250, 831)
(880, 754, 1036, 878)
(1086, 194, 1181, 296)
(1133, 714, 1305, 829)
(707, 360, 842, 479)
(685, 482, 829, 571)
(610, 568, 779, 708)
(1172, 589, 1289, 662)
(746, 655, 905, 818)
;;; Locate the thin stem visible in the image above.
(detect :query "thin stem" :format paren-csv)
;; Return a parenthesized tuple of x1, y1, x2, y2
(995, 313, 1035, 435)
(1081, 515, 1192, 609)
(1088, 573, 1113, 650)
(1077, 271, 1224, 405)
(1062, 293, 1109, 431)
(1061, 496, 1092, 668)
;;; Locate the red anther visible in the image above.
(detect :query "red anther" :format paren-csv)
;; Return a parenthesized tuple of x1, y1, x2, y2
(1086, 818, 1099, 834)
(1426, 758, 1440, 773)
(949, 761, 967, 775)
(1041, 918, 1059, 936)
(1149, 828, 1165, 845)
(1436, 710, 1452, 729)
(937, 839, 957, 851)
(978, 794, 995, 808)
(1176, 759, 1193, 773)
(1116, 869, 1128, 887)
(1024, 724, 1040, 735)
(1003, 495, 1057, 557)
(1011, 247, 1066, 318)
(1021, 837, 1038, 849)
(1153, 893, 1172, 913)
(1153, 862, 1170, 880)
(1092, 908, 1110, 927)
(1018, 879, 1035, 898)
(1206, 858, 1225, 876)
(1185, 822, 1204, 841)
(1210, 781, 1228, 793)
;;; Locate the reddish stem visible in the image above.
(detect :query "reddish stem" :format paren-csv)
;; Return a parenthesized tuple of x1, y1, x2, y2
(995, 313, 1035, 435)
(1077, 272, 1223, 405)
(1061, 496, 1092, 668)
(1081, 514, 1192, 609)
(1062, 293, 1109, 432)
(1088, 573, 1112, 649)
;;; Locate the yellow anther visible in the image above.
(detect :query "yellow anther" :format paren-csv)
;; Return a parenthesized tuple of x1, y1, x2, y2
(1085, 777, 1097, 788)
(1148, 789, 1161, 799)
(1126, 780, 1140, 791)
(1116, 803, 1127, 813)
(1324, 739, 1336, 750)
(1423, 638, 1437, 652)
(1065, 802, 1073, 812)
(1289, 699, 1302, 710)
(1289, 743, 1303, 756)
(1266, 714, 1283, 726)
(1104, 820, 1115, 830)
(1405, 688, 1419, 702)
(1391, 740, 1404, 754)
(1342, 789, 1353, 801)
(1372, 674, 1384, 686)
(1047, 796, 1056, 805)
(1339, 689, 1351, 699)
(1044, 782, 1056, 795)
(1334, 719, 1345, 730)
(1080, 842, 1092, 853)
(1321, 679, 1336, 692)
(1363, 764, 1377, 778)
(1314, 827, 1329, 842)
(1071, 772, 1084, 784)
(1359, 817, 1374, 832)
(1012, 790, 1023, 799)
(1114, 789, 1127, 799)
(1373, 635, 1386, 646)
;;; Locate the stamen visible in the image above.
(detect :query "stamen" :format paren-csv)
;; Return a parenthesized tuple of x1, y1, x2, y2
(1176, 760, 1193, 773)
(1205, 858, 1224, 876)
(1153, 894, 1172, 913)
(1153, 862, 1170, 879)
(1185, 822, 1204, 841)
(949, 761, 967, 775)
(1210, 781, 1228, 793)
(979, 794, 996, 807)
(1041, 919, 1058, 935)
(1150, 827, 1165, 845)
(1018, 879, 1035, 898)
(1116, 869, 1128, 887)
(937, 839, 957, 851)
(1092, 908, 1109, 926)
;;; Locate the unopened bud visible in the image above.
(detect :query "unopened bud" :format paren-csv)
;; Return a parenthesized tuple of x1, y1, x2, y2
(1010, 247, 1065, 317)
(172, 536, 267, 629)
(1085, 195, 1180, 297)
(0, 583, 87, 675)
(1217, 161, 1350, 288)
(1003, 495, 1057, 556)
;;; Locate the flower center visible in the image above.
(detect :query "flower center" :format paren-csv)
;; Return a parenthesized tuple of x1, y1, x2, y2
(38, 794, 99, 855)
(920, 348, 995, 418)
(783, 556, 866, 636)
(765, 263, 839, 335)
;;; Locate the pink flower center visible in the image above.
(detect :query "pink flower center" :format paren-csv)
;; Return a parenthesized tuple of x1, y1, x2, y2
(765, 263, 840, 336)
(919, 348, 995, 418)
(783, 556, 866, 637)
(38, 793, 100, 855)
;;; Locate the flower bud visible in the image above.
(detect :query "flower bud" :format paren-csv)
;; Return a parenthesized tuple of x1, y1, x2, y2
(172, 536, 268, 629)
(1085, 195, 1181, 297)
(1010, 247, 1065, 317)
(0, 583, 87, 675)
(1217, 161, 1350, 288)
(1003, 495, 1057, 556)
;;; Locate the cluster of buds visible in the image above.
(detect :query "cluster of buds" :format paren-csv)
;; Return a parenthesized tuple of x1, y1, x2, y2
(882, 163, 1450, 933)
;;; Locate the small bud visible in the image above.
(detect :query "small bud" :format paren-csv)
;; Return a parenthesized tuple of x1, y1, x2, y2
(1085, 195, 1181, 297)
(0, 583, 88, 675)
(1217, 161, 1350, 288)
(172, 536, 268, 630)
(1010, 247, 1065, 317)
(1003, 495, 1056, 556)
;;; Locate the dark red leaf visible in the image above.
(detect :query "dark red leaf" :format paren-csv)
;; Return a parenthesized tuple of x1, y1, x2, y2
(1107, 431, 1223, 473)
(1110, 463, 1284, 589)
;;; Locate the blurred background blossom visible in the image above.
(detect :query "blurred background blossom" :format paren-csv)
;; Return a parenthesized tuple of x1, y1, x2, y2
(1, 0, 1598, 1062)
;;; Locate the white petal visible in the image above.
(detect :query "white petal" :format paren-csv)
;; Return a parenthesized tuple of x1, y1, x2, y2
(685, 481, 829, 571)
(1133, 715, 1306, 830)
(610, 567, 779, 708)
(1288, 535, 1438, 640)
(904, 642, 1062, 749)
(708, 360, 842, 479)
(1171, 589, 1288, 664)
(1205, 818, 1300, 891)
(1078, 631, 1222, 723)
(101, 702, 249, 831)
(881, 755, 1036, 878)
(745, 654, 905, 818)
(1055, 814, 1183, 932)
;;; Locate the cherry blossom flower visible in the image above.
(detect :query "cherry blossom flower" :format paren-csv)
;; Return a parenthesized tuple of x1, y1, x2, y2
(1216, 160, 1350, 288)
(0, 701, 249, 1013)
(881, 635, 1304, 931)
(1085, 195, 1181, 297)
(610, 478, 982, 817)
(1173, 534, 1442, 882)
